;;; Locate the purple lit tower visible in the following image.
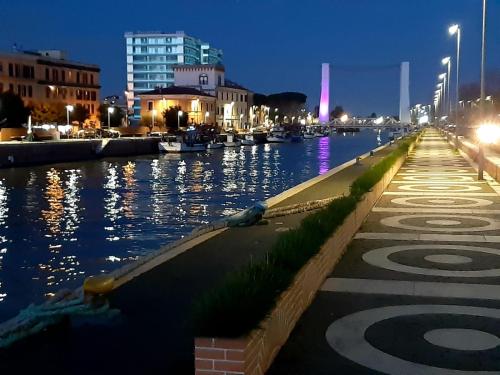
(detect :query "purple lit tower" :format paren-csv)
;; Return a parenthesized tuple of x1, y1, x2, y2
(319, 63, 330, 123)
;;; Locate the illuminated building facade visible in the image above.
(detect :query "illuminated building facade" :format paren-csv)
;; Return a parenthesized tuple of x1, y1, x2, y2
(0, 50, 101, 121)
(137, 86, 216, 127)
(125, 31, 222, 120)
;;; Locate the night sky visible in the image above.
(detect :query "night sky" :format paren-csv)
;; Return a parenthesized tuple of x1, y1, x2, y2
(0, 0, 498, 116)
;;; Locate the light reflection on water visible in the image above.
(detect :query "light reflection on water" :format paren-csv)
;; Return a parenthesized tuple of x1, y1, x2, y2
(0, 130, 388, 321)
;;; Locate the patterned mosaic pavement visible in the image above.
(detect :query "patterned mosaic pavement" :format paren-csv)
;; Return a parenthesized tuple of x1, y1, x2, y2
(269, 129, 500, 374)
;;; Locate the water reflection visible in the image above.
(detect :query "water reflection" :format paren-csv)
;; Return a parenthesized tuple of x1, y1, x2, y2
(38, 168, 84, 292)
(0, 179, 8, 302)
(0, 130, 389, 321)
(318, 137, 330, 174)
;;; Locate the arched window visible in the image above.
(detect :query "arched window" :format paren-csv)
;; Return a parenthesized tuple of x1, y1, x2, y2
(199, 74, 208, 85)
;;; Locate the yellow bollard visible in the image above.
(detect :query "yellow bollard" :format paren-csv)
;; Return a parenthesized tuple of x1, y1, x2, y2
(83, 274, 115, 296)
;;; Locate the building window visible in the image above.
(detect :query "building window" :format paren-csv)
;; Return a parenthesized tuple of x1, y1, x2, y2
(45, 68, 50, 80)
(61, 70, 65, 82)
(240, 94, 243, 102)
(14, 64, 20, 77)
(90, 74, 94, 85)
(46, 86, 51, 98)
(199, 74, 208, 85)
(76, 72, 80, 84)
(91, 104, 95, 114)
(91, 91, 96, 101)
(0, 63, 3, 74)
(8, 63, 13, 77)
(147, 101, 153, 111)
(52, 69, 58, 82)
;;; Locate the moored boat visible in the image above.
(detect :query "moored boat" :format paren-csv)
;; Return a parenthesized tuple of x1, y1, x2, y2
(159, 135, 206, 153)
(223, 133, 241, 147)
(241, 134, 256, 146)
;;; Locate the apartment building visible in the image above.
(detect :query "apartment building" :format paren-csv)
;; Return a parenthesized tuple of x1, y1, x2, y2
(125, 31, 222, 120)
(0, 50, 101, 121)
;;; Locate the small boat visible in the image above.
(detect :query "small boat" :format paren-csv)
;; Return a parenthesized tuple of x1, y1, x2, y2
(223, 133, 241, 147)
(158, 136, 206, 152)
(207, 141, 224, 149)
(304, 132, 315, 139)
(267, 127, 287, 143)
(241, 134, 256, 146)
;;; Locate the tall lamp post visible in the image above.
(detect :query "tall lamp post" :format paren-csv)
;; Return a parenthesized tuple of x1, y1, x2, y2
(480, 0, 487, 117)
(449, 25, 461, 115)
(107, 106, 114, 130)
(65, 105, 74, 125)
(442, 57, 452, 116)
(449, 24, 461, 141)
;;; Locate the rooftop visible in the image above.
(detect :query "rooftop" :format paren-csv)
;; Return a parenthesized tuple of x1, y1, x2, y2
(138, 86, 215, 97)
(221, 79, 248, 91)
(173, 64, 225, 72)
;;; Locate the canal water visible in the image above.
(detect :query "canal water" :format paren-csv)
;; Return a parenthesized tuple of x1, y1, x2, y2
(0, 129, 387, 321)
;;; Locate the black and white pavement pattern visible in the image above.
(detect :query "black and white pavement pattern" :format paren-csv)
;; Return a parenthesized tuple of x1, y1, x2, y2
(269, 129, 500, 374)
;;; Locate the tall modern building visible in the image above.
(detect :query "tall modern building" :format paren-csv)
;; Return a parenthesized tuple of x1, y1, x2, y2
(125, 31, 222, 120)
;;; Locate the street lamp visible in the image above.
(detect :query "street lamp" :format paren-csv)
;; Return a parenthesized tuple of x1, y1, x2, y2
(178, 110, 183, 128)
(275, 115, 279, 124)
(442, 57, 451, 116)
(107, 106, 114, 130)
(480, 0, 487, 117)
(65, 105, 74, 126)
(151, 109, 157, 128)
(449, 25, 461, 115)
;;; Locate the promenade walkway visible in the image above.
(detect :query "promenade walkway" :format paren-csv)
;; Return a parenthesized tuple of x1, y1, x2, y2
(0, 140, 399, 373)
(269, 129, 500, 374)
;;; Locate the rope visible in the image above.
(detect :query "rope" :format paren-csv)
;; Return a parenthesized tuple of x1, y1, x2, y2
(264, 197, 338, 218)
(0, 289, 119, 348)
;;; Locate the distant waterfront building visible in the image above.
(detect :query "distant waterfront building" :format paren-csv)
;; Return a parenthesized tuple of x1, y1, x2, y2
(0, 50, 101, 121)
(173, 64, 251, 129)
(138, 86, 216, 127)
(124, 31, 223, 120)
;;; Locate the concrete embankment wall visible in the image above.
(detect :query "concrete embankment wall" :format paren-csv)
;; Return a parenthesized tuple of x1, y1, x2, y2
(0, 138, 160, 168)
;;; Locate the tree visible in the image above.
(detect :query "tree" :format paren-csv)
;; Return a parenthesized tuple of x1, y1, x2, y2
(30, 102, 66, 124)
(72, 104, 89, 124)
(330, 106, 344, 119)
(162, 106, 188, 129)
(98, 104, 124, 127)
(0, 91, 31, 128)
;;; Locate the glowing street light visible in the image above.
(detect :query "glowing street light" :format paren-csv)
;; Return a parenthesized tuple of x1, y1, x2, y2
(476, 123, 500, 179)
(178, 110, 183, 128)
(340, 114, 348, 123)
(65, 105, 74, 126)
(107, 106, 114, 130)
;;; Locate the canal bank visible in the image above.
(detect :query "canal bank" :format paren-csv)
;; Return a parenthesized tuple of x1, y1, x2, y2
(0, 135, 407, 374)
(0, 138, 160, 168)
